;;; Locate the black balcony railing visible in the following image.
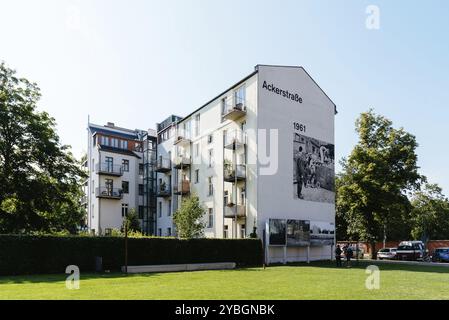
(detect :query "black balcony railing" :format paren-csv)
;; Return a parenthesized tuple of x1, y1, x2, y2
(224, 164, 246, 182)
(95, 163, 123, 176)
(173, 180, 191, 195)
(224, 204, 246, 219)
(155, 158, 172, 173)
(157, 184, 172, 197)
(95, 187, 123, 199)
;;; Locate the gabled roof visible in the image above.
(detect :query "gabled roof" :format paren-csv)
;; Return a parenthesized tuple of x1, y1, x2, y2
(256, 64, 338, 114)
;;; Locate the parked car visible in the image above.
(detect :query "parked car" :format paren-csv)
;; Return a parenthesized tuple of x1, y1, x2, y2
(377, 248, 397, 260)
(432, 248, 449, 263)
(396, 241, 426, 261)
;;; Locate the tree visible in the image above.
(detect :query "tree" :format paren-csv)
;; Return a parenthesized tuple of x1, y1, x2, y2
(121, 209, 142, 233)
(336, 110, 422, 258)
(0, 62, 86, 234)
(173, 194, 206, 239)
(410, 183, 449, 241)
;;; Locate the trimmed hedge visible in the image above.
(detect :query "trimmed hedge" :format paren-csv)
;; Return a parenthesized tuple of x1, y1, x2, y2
(0, 235, 263, 275)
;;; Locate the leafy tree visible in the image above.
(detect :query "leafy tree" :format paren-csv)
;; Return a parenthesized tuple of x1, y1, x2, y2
(336, 110, 422, 258)
(410, 183, 449, 241)
(173, 194, 206, 239)
(0, 62, 86, 234)
(121, 209, 142, 233)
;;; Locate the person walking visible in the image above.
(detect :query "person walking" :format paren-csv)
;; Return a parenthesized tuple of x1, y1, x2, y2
(335, 245, 342, 267)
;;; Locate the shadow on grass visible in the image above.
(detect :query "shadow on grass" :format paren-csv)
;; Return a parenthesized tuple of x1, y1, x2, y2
(0, 271, 162, 285)
(265, 260, 449, 274)
(2, 260, 448, 285)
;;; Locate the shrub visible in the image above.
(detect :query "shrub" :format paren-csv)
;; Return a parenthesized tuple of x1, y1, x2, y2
(0, 235, 263, 275)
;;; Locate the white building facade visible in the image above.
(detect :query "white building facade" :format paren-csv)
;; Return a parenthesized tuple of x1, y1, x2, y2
(86, 65, 336, 262)
(154, 65, 336, 262)
(86, 122, 157, 235)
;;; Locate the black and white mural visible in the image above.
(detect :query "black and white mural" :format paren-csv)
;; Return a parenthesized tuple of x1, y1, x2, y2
(293, 132, 335, 203)
(268, 219, 287, 246)
(310, 221, 335, 246)
(287, 219, 310, 247)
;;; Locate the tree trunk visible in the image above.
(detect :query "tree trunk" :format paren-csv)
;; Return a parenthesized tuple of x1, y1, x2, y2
(370, 241, 377, 260)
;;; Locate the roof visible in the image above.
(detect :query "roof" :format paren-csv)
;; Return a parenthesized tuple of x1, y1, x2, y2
(175, 64, 338, 125)
(256, 64, 338, 114)
(98, 145, 142, 159)
(89, 123, 139, 140)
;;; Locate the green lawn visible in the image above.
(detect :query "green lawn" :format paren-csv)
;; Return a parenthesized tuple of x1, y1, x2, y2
(1, 261, 448, 300)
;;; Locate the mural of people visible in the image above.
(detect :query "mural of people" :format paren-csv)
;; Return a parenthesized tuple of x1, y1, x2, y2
(293, 132, 335, 203)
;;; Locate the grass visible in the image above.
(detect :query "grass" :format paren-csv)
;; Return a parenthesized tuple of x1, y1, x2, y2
(1, 261, 449, 300)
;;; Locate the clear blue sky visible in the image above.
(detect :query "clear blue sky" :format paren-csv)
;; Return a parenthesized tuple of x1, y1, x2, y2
(1, 0, 448, 194)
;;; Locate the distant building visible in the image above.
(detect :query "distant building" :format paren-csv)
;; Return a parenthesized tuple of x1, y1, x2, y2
(86, 122, 157, 235)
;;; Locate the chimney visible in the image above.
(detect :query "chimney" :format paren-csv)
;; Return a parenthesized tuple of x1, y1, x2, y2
(106, 122, 115, 128)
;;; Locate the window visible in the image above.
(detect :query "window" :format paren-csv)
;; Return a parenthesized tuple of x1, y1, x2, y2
(138, 206, 144, 219)
(235, 85, 246, 108)
(91, 204, 94, 219)
(121, 204, 129, 217)
(122, 181, 129, 194)
(208, 134, 213, 144)
(207, 208, 214, 228)
(111, 138, 119, 148)
(223, 130, 227, 145)
(120, 140, 128, 150)
(167, 228, 172, 237)
(105, 157, 113, 171)
(208, 149, 214, 168)
(208, 177, 213, 196)
(92, 180, 95, 193)
(221, 97, 228, 115)
(139, 184, 144, 196)
(168, 200, 172, 216)
(105, 179, 113, 193)
(223, 225, 229, 239)
(158, 228, 162, 237)
(195, 114, 200, 136)
(194, 143, 199, 158)
(224, 190, 229, 206)
(194, 169, 199, 184)
(122, 159, 129, 172)
(158, 202, 162, 218)
(100, 136, 109, 146)
(240, 224, 246, 239)
(139, 164, 144, 176)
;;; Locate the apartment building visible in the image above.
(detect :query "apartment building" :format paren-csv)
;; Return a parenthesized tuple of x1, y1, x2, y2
(154, 65, 337, 262)
(86, 64, 336, 262)
(86, 122, 157, 235)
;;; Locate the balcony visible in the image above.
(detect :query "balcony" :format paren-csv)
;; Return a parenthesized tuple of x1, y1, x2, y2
(224, 130, 246, 150)
(224, 164, 246, 183)
(95, 187, 123, 200)
(174, 130, 192, 146)
(155, 158, 172, 173)
(157, 184, 172, 198)
(222, 101, 247, 121)
(224, 204, 246, 219)
(95, 163, 123, 177)
(173, 180, 191, 195)
(173, 156, 191, 169)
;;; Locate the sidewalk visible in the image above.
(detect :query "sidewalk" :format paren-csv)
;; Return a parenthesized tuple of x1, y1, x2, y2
(361, 258, 449, 268)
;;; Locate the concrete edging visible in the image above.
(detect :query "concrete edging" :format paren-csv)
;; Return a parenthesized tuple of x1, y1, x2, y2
(121, 262, 237, 274)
